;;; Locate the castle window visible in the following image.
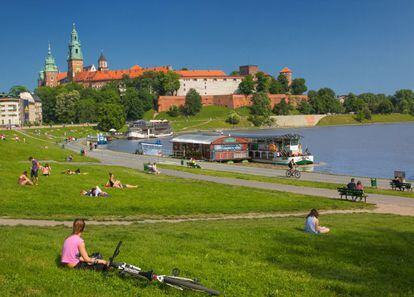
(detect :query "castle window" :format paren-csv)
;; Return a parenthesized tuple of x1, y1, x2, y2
(193, 79, 198, 81)
(233, 78, 237, 81)
(76, 49, 78, 54)
(204, 79, 207, 81)
(213, 78, 217, 81)
(223, 78, 227, 81)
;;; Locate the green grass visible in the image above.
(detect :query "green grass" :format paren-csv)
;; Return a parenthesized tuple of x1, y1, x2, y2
(317, 113, 414, 126)
(1, 214, 413, 296)
(159, 164, 414, 199)
(0, 129, 367, 220)
(20, 126, 99, 142)
(154, 106, 252, 131)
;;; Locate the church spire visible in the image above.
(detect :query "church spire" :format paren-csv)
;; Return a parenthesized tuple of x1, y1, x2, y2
(44, 43, 58, 72)
(68, 23, 83, 61)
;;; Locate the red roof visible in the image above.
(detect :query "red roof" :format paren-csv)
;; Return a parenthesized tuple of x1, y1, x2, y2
(280, 67, 292, 73)
(73, 66, 170, 83)
(175, 70, 226, 77)
(57, 72, 67, 81)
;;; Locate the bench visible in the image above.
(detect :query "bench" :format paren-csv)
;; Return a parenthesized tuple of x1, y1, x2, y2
(390, 181, 412, 191)
(337, 187, 367, 203)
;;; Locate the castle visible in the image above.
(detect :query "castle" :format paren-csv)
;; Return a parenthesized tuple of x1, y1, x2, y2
(38, 24, 305, 111)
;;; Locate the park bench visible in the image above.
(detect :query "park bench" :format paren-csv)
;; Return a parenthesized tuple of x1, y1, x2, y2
(337, 187, 367, 203)
(143, 163, 151, 173)
(390, 181, 412, 191)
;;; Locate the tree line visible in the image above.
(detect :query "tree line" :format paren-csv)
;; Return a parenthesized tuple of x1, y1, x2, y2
(35, 71, 180, 131)
(248, 88, 414, 126)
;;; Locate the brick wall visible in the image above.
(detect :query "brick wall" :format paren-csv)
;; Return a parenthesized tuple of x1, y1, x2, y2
(158, 94, 308, 112)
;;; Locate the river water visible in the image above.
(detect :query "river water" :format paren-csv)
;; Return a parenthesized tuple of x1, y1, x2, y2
(107, 122, 414, 180)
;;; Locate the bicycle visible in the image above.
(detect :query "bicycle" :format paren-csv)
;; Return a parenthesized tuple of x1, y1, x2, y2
(286, 168, 301, 178)
(108, 241, 220, 296)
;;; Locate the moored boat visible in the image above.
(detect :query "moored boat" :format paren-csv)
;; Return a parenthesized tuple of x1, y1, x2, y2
(127, 120, 173, 140)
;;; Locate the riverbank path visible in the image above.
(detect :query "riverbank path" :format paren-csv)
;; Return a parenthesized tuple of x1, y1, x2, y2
(65, 141, 414, 216)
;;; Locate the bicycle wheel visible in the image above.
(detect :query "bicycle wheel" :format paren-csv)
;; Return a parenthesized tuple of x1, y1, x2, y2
(294, 170, 301, 178)
(286, 170, 292, 177)
(163, 276, 220, 296)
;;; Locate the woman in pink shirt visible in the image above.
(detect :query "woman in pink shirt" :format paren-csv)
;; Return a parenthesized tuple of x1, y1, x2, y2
(61, 219, 108, 270)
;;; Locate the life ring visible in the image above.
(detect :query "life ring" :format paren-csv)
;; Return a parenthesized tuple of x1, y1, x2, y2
(268, 144, 277, 152)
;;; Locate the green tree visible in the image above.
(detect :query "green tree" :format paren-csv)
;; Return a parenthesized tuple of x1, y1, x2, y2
(138, 88, 156, 111)
(226, 111, 241, 126)
(249, 92, 272, 126)
(277, 74, 290, 94)
(297, 100, 313, 114)
(273, 98, 292, 115)
(392, 89, 414, 112)
(97, 103, 126, 131)
(229, 70, 240, 76)
(269, 78, 283, 94)
(121, 88, 144, 121)
(97, 88, 120, 104)
(290, 78, 307, 95)
(182, 89, 202, 116)
(309, 88, 342, 114)
(238, 75, 255, 95)
(55, 90, 80, 123)
(8, 85, 29, 97)
(76, 99, 97, 123)
(167, 105, 180, 117)
(35, 86, 58, 123)
(255, 72, 270, 93)
(363, 107, 372, 120)
(157, 71, 180, 96)
(377, 99, 394, 114)
(343, 93, 367, 113)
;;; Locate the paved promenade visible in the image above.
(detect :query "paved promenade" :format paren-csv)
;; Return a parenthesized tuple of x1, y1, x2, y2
(65, 141, 414, 216)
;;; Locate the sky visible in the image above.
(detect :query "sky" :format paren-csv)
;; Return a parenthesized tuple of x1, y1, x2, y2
(0, 0, 413, 95)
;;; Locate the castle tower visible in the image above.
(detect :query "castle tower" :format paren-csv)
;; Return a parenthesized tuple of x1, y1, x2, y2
(40, 43, 59, 87)
(67, 23, 84, 81)
(279, 67, 293, 86)
(98, 52, 108, 71)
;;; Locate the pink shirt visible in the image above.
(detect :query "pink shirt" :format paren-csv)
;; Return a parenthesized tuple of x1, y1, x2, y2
(61, 234, 84, 265)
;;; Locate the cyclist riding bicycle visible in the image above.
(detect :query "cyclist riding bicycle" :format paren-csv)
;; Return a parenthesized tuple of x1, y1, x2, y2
(288, 159, 296, 171)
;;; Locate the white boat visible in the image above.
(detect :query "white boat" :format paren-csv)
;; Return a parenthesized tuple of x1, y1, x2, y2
(248, 133, 314, 165)
(127, 120, 173, 140)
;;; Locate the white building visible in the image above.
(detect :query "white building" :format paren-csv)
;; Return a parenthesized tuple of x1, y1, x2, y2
(0, 92, 42, 127)
(175, 70, 242, 96)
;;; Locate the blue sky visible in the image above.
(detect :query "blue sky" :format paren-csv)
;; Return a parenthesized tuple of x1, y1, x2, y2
(0, 0, 413, 94)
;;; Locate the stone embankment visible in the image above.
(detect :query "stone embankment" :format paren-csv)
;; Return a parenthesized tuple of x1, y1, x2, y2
(271, 114, 327, 127)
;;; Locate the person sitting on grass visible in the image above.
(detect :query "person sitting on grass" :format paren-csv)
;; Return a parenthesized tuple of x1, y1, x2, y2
(66, 155, 73, 162)
(41, 163, 52, 176)
(61, 219, 108, 270)
(304, 209, 330, 234)
(106, 173, 138, 189)
(149, 163, 160, 175)
(81, 186, 109, 197)
(18, 171, 33, 186)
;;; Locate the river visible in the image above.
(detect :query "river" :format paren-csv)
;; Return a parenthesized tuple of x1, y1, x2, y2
(107, 122, 414, 180)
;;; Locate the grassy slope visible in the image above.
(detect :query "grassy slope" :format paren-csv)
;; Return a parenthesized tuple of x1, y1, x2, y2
(154, 106, 252, 131)
(318, 113, 414, 126)
(21, 126, 98, 142)
(0, 130, 364, 220)
(1, 214, 413, 296)
(159, 164, 414, 199)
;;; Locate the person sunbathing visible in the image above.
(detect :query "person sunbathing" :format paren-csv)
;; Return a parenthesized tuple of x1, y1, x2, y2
(18, 171, 34, 186)
(81, 186, 109, 197)
(62, 169, 88, 175)
(106, 173, 137, 189)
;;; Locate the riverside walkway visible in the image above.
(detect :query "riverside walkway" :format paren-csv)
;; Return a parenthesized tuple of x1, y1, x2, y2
(65, 141, 414, 216)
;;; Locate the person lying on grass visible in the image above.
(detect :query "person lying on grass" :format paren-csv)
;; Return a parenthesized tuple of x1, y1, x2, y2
(81, 186, 109, 197)
(62, 168, 88, 175)
(61, 219, 108, 270)
(304, 209, 330, 234)
(18, 171, 34, 186)
(106, 172, 138, 189)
